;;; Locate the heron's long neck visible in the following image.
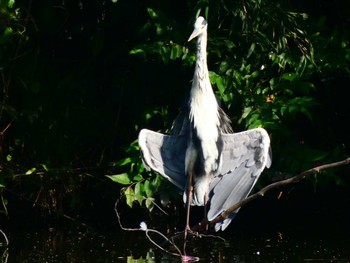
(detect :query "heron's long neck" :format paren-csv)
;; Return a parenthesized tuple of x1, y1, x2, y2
(190, 30, 218, 117)
(188, 30, 221, 176)
(194, 32, 210, 88)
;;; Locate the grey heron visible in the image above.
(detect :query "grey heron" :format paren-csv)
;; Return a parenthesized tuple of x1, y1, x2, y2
(138, 16, 272, 232)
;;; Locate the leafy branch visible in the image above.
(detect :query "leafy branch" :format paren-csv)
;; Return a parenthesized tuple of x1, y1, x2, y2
(106, 140, 164, 211)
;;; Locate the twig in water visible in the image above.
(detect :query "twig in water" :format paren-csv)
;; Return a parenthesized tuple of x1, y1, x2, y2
(114, 200, 199, 261)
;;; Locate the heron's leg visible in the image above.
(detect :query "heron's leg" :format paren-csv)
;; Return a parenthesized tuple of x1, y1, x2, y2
(184, 170, 193, 242)
(203, 192, 209, 231)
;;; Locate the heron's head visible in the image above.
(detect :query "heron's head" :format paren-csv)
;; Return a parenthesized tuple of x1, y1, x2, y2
(188, 16, 207, 42)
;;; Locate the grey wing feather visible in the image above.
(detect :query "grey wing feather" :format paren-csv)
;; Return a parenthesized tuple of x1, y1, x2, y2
(138, 129, 187, 190)
(207, 128, 272, 231)
(218, 107, 233, 134)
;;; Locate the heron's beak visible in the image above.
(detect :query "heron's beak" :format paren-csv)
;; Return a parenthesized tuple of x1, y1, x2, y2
(188, 28, 201, 42)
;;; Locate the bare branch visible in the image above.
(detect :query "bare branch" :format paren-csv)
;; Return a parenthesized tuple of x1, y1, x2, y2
(206, 157, 350, 228)
(0, 228, 9, 247)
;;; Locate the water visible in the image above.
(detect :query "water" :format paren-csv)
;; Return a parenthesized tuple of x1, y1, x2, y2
(2, 184, 350, 262)
(2, 224, 350, 262)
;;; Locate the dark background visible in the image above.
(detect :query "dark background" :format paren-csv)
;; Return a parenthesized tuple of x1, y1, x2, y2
(0, 0, 349, 236)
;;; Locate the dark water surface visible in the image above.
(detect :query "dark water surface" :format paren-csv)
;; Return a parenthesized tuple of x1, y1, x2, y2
(2, 183, 350, 262)
(2, 223, 350, 263)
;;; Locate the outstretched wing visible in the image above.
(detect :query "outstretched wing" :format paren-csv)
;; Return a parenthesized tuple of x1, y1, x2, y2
(138, 129, 187, 190)
(207, 128, 272, 231)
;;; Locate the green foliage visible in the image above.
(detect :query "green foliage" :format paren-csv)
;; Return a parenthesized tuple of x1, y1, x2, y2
(0, 0, 22, 122)
(130, 2, 319, 135)
(126, 252, 155, 263)
(130, 8, 195, 66)
(107, 140, 162, 211)
(117, 0, 350, 208)
(0, 0, 349, 220)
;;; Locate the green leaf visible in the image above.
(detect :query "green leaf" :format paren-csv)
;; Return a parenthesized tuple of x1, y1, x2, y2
(170, 45, 180, 60)
(280, 105, 287, 116)
(115, 157, 132, 166)
(247, 42, 256, 58)
(129, 48, 145, 55)
(151, 175, 162, 189)
(106, 173, 132, 185)
(145, 198, 154, 211)
(134, 182, 141, 195)
(241, 106, 252, 119)
(251, 71, 260, 78)
(7, 0, 15, 8)
(144, 180, 152, 197)
(233, 70, 242, 85)
(147, 8, 158, 19)
(219, 61, 229, 73)
(125, 187, 135, 208)
(247, 113, 262, 128)
(40, 164, 49, 171)
(4, 27, 14, 37)
(134, 182, 144, 205)
(288, 104, 299, 115)
(132, 174, 143, 182)
(281, 72, 298, 81)
(25, 167, 37, 175)
(210, 71, 225, 96)
(137, 163, 145, 173)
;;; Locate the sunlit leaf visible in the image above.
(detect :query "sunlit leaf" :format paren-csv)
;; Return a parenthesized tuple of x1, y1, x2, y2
(115, 157, 132, 166)
(40, 164, 49, 171)
(129, 48, 145, 55)
(4, 27, 13, 37)
(134, 182, 144, 205)
(247, 113, 262, 128)
(25, 167, 36, 175)
(106, 173, 132, 185)
(125, 187, 135, 208)
(144, 180, 152, 197)
(7, 0, 15, 8)
(219, 61, 229, 73)
(241, 106, 252, 119)
(147, 8, 158, 19)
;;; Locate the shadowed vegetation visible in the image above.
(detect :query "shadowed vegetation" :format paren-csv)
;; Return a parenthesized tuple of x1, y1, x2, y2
(0, 0, 349, 234)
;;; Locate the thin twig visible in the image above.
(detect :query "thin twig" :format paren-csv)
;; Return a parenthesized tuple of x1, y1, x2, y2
(0, 123, 11, 136)
(0, 195, 8, 217)
(0, 229, 9, 247)
(114, 200, 182, 257)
